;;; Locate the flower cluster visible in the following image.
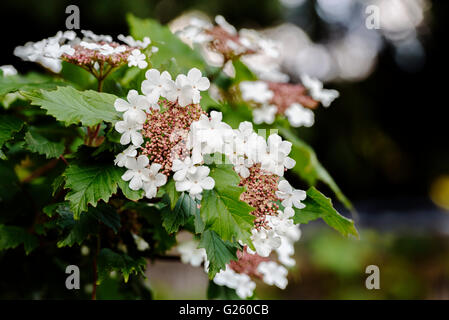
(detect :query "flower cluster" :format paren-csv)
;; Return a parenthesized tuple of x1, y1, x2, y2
(14, 30, 157, 73)
(239, 75, 339, 127)
(114, 67, 307, 298)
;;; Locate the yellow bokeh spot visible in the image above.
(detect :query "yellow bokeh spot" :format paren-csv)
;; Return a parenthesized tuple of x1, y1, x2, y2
(430, 176, 449, 211)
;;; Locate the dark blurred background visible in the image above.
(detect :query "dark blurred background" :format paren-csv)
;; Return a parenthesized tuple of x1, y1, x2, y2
(1, 0, 448, 299)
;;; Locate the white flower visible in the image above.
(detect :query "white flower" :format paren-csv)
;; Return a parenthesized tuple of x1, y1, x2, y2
(285, 103, 315, 128)
(246, 133, 268, 164)
(172, 156, 200, 181)
(118, 34, 151, 49)
(141, 69, 173, 103)
(98, 44, 115, 56)
(215, 15, 237, 35)
(301, 74, 339, 107)
(114, 89, 149, 124)
(0, 65, 17, 77)
(163, 74, 194, 106)
(184, 67, 210, 97)
(121, 155, 151, 190)
(114, 145, 138, 167)
(191, 111, 232, 154)
(276, 180, 306, 209)
(177, 240, 207, 267)
(114, 118, 144, 146)
(260, 134, 296, 176)
(239, 81, 273, 104)
(213, 266, 256, 299)
(80, 41, 100, 50)
(257, 261, 288, 289)
(267, 207, 295, 237)
(143, 163, 167, 199)
(81, 30, 113, 43)
(233, 156, 253, 178)
(132, 233, 150, 251)
(252, 104, 277, 125)
(175, 166, 215, 197)
(127, 49, 148, 69)
(275, 238, 296, 267)
(251, 228, 281, 257)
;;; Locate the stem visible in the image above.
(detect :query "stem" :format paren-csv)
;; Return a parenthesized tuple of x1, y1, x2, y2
(92, 235, 101, 300)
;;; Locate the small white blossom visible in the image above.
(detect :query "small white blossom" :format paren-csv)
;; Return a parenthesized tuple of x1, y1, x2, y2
(251, 228, 281, 257)
(127, 49, 148, 69)
(121, 155, 151, 190)
(276, 180, 306, 209)
(143, 163, 167, 199)
(191, 111, 232, 154)
(267, 207, 295, 237)
(177, 240, 207, 267)
(141, 69, 173, 103)
(118, 34, 151, 49)
(0, 65, 18, 77)
(132, 233, 150, 251)
(81, 30, 112, 43)
(252, 104, 277, 125)
(239, 81, 273, 104)
(213, 266, 256, 299)
(301, 74, 339, 107)
(175, 166, 215, 198)
(233, 156, 253, 178)
(114, 89, 149, 124)
(285, 103, 315, 128)
(261, 134, 296, 176)
(115, 118, 144, 146)
(257, 261, 288, 289)
(172, 156, 200, 182)
(114, 145, 138, 167)
(275, 238, 296, 267)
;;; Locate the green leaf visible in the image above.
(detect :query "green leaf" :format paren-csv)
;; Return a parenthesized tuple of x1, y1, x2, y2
(293, 187, 358, 238)
(97, 248, 146, 284)
(200, 164, 255, 246)
(277, 126, 352, 210)
(0, 115, 24, 147)
(161, 192, 198, 234)
(0, 224, 39, 254)
(22, 86, 120, 127)
(24, 129, 65, 159)
(63, 163, 122, 219)
(0, 72, 68, 96)
(56, 203, 121, 247)
(163, 178, 180, 210)
(199, 229, 239, 278)
(127, 14, 206, 73)
(117, 176, 145, 201)
(232, 59, 257, 84)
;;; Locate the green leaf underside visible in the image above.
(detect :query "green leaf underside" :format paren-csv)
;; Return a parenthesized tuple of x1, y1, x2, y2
(277, 126, 352, 210)
(199, 229, 239, 279)
(294, 187, 358, 238)
(24, 129, 65, 159)
(200, 164, 255, 246)
(22, 86, 120, 127)
(161, 192, 198, 234)
(0, 224, 39, 254)
(97, 248, 146, 284)
(127, 14, 206, 73)
(0, 115, 24, 147)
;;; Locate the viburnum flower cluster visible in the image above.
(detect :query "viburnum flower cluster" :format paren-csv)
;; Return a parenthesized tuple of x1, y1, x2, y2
(239, 76, 339, 128)
(113, 67, 307, 298)
(14, 30, 158, 73)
